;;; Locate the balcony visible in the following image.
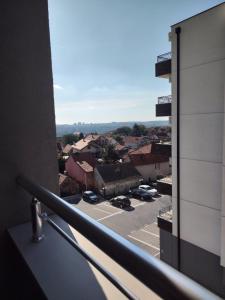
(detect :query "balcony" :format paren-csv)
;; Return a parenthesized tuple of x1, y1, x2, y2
(155, 52, 171, 78)
(157, 205, 172, 233)
(156, 95, 172, 117)
(6, 175, 219, 300)
(157, 175, 172, 196)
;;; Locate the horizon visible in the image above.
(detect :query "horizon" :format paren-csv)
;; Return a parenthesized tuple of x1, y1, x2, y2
(56, 119, 170, 126)
(49, 0, 223, 124)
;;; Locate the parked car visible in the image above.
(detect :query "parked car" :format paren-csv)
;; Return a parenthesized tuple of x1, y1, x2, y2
(138, 185, 158, 197)
(150, 180, 158, 187)
(82, 191, 98, 203)
(109, 195, 131, 208)
(129, 189, 152, 201)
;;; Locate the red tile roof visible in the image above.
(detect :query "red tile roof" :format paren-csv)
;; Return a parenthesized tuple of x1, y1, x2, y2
(115, 144, 125, 151)
(76, 161, 93, 173)
(129, 144, 152, 155)
(71, 152, 96, 167)
(130, 153, 169, 166)
(122, 136, 143, 145)
(73, 135, 100, 151)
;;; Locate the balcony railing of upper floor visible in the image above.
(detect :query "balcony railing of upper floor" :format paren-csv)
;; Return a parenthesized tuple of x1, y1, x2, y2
(16, 175, 221, 300)
(158, 95, 172, 104)
(156, 95, 172, 117)
(157, 52, 172, 62)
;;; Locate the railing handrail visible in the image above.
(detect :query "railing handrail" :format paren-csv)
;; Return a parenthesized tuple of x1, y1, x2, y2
(158, 95, 172, 104)
(16, 175, 221, 300)
(157, 51, 172, 62)
(159, 205, 172, 217)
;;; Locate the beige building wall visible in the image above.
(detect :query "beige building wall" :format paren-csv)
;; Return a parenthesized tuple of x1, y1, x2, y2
(136, 162, 170, 182)
(171, 3, 225, 266)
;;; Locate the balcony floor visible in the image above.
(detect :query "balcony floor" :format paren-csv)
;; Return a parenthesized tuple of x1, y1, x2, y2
(8, 215, 159, 300)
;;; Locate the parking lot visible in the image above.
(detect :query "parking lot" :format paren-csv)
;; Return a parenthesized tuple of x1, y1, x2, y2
(65, 194, 171, 258)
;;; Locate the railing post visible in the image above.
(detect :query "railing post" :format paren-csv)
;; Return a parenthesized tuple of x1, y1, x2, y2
(31, 197, 44, 242)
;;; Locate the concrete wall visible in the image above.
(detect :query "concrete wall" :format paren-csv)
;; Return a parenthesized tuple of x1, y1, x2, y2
(171, 3, 225, 265)
(0, 0, 58, 290)
(136, 162, 170, 182)
(160, 230, 225, 297)
(103, 179, 140, 197)
(94, 169, 140, 196)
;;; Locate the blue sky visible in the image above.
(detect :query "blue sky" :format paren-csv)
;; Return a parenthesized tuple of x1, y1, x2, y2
(48, 0, 224, 124)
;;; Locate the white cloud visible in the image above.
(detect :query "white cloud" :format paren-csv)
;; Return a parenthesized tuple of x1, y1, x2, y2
(53, 84, 64, 90)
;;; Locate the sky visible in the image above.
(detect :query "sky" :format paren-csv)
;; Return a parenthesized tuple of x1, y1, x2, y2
(48, 0, 224, 124)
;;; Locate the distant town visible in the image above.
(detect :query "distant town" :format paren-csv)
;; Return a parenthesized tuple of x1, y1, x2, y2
(56, 120, 169, 137)
(57, 123, 171, 198)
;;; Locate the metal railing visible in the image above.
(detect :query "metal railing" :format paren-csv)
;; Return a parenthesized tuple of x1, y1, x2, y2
(157, 51, 171, 62)
(16, 175, 221, 300)
(159, 205, 172, 219)
(158, 95, 172, 104)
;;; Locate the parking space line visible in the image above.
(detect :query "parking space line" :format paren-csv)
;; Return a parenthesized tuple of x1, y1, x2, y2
(101, 203, 121, 211)
(154, 252, 160, 257)
(97, 210, 124, 221)
(132, 202, 146, 208)
(140, 229, 159, 238)
(94, 207, 112, 215)
(128, 235, 160, 251)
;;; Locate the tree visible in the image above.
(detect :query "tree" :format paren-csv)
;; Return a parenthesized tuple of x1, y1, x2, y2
(63, 133, 79, 145)
(79, 132, 84, 140)
(131, 123, 147, 136)
(113, 134, 123, 144)
(102, 144, 119, 162)
(58, 157, 65, 173)
(114, 126, 132, 136)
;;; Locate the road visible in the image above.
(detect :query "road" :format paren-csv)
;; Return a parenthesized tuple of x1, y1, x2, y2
(67, 194, 171, 257)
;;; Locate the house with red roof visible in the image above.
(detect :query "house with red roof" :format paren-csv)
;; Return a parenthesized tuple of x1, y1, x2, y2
(129, 144, 170, 182)
(65, 152, 96, 190)
(94, 163, 142, 196)
(59, 173, 79, 197)
(73, 134, 103, 155)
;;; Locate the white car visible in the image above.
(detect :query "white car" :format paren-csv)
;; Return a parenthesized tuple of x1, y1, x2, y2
(138, 185, 158, 197)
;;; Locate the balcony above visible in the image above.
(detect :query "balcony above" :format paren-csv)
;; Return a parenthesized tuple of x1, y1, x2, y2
(157, 206, 172, 233)
(156, 95, 172, 117)
(155, 52, 171, 78)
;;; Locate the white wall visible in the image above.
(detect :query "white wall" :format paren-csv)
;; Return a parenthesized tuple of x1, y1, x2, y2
(136, 162, 170, 182)
(171, 3, 225, 264)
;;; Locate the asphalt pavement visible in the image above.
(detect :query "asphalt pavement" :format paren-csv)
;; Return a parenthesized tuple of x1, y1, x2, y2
(67, 193, 171, 257)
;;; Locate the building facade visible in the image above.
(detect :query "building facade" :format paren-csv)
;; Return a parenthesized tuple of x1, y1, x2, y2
(156, 3, 225, 297)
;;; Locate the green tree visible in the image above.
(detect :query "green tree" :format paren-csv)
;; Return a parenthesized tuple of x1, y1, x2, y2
(114, 126, 132, 136)
(63, 133, 79, 145)
(113, 134, 123, 144)
(79, 132, 84, 140)
(102, 144, 119, 162)
(131, 123, 147, 136)
(58, 157, 65, 173)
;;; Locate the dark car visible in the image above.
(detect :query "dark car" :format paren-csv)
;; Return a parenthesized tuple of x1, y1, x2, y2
(109, 195, 131, 208)
(130, 189, 152, 201)
(82, 191, 98, 203)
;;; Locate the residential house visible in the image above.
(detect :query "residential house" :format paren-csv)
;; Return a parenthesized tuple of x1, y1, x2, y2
(105, 136, 118, 146)
(62, 144, 75, 155)
(59, 173, 79, 197)
(114, 143, 127, 157)
(65, 153, 96, 190)
(73, 135, 102, 155)
(94, 163, 142, 196)
(121, 136, 143, 149)
(129, 144, 170, 182)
